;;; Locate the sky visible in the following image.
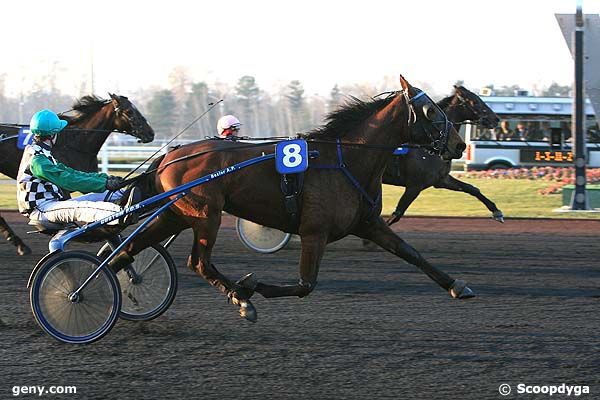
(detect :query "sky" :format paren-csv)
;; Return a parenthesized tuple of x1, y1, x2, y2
(0, 0, 599, 99)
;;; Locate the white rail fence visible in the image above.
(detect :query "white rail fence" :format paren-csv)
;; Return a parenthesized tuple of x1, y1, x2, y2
(99, 145, 167, 173)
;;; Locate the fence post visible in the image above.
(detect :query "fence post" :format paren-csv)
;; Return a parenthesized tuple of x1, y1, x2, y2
(101, 145, 108, 174)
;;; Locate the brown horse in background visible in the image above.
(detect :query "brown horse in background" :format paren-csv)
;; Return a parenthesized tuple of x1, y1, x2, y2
(384, 85, 502, 226)
(112, 75, 473, 323)
(0, 94, 154, 254)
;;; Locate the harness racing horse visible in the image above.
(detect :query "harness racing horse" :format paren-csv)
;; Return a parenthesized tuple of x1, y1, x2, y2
(0, 94, 154, 255)
(384, 85, 502, 226)
(113, 75, 472, 323)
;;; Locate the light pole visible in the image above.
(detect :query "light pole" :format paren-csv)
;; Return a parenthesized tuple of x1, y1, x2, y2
(570, 0, 588, 210)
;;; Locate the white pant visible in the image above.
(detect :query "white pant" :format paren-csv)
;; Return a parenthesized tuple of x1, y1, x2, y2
(29, 190, 124, 226)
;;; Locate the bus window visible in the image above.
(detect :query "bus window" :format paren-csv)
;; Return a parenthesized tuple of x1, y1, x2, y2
(472, 126, 496, 140)
(464, 95, 600, 169)
(588, 123, 600, 143)
(524, 121, 544, 141)
(496, 120, 523, 141)
(550, 128, 562, 146)
(561, 122, 572, 141)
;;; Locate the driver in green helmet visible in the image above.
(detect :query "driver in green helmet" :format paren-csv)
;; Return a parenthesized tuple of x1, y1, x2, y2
(17, 109, 140, 227)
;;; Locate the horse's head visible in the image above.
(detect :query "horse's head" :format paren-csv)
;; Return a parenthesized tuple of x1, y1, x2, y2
(452, 85, 500, 129)
(400, 76, 465, 160)
(108, 93, 155, 143)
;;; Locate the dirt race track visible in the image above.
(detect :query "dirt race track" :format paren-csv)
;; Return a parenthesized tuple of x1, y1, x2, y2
(0, 212, 599, 399)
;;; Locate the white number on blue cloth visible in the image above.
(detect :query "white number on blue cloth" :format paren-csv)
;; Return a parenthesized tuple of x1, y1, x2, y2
(276, 140, 308, 174)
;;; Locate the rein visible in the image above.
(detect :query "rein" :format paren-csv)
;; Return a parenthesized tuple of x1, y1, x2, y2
(453, 93, 495, 127)
(138, 138, 421, 179)
(122, 100, 224, 180)
(124, 88, 451, 188)
(0, 134, 19, 143)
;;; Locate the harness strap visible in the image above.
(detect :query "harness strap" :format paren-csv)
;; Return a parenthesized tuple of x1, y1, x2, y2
(280, 173, 304, 226)
(311, 139, 381, 221)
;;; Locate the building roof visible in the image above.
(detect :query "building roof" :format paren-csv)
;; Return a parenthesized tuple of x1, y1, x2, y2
(481, 96, 596, 116)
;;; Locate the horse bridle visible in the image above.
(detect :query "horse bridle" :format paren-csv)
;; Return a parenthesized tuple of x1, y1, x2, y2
(56, 100, 149, 154)
(112, 99, 150, 141)
(57, 99, 147, 139)
(454, 93, 493, 127)
(402, 89, 452, 156)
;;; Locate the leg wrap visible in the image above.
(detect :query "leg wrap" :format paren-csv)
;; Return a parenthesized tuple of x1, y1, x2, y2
(298, 279, 316, 297)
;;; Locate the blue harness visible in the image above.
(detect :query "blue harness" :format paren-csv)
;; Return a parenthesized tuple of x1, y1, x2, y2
(310, 139, 382, 222)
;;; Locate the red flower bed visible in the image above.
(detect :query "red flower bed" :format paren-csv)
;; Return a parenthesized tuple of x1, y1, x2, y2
(462, 167, 600, 195)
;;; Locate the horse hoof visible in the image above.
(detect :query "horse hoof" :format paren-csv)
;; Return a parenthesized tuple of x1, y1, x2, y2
(449, 279, 476, 299)
(17, 245, 31, 256)
(236, 273, 258, 290)
(493, 211, 504, 223)
(239, 300, 257, 323)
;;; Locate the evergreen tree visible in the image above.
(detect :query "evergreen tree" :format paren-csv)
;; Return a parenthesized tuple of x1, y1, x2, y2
(493, 84, 522, 96)
(145, 89, 177, 139)
(328, 84, 342, 112)
(235, 76, 260, 136)
(542, 82, 571, 97)
(286, 80, 310, 133)
(168, 66, 191, 133)
(308, 95, 326, 127)
(183, 81, 210, 139)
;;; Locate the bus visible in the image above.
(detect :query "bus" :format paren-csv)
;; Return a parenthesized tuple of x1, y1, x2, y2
(463, 95, 600, 170)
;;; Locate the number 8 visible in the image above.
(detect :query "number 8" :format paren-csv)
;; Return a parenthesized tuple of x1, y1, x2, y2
(282, 144, 302, 168)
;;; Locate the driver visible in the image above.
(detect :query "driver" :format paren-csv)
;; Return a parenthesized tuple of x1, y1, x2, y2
(216, 115, 242, 139)
(17, 109, 140, 227)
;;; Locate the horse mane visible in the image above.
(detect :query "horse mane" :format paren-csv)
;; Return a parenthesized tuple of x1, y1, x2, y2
(305, 95, 396, 139)
(437, 94, 455, 109)
(62, 95, 110, 124)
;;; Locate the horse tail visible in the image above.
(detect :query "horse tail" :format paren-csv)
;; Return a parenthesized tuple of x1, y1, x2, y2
(136, 154, 165, 200)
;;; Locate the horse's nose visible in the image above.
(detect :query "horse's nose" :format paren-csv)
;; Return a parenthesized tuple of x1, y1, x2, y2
(453, 142, 466, 158)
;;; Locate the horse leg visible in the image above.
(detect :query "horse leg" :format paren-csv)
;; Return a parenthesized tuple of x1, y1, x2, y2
(0, 215, 31, 255)
(125, 209, 184, 256)
(434, 175, 504, 222)
(108, 209, 185, 273)
(240, 233, 327, 299)
(364, 186, 421, 249)
(385, 186, 423, 226)
(357, 217, 475, 299)
(176, 205, 259, 322)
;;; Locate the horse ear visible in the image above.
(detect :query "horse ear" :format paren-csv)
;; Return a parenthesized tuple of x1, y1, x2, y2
(108, 92, 118, 100)
(399, 75, 411, 92)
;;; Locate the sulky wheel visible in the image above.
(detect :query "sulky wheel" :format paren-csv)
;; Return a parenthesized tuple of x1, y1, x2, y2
(29, 250, 121, 344)
(98, 242, 177, 321)
(235, 218, 292, 254)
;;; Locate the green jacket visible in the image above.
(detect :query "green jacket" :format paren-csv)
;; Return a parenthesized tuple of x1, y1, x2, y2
(30, 154, 108, 193)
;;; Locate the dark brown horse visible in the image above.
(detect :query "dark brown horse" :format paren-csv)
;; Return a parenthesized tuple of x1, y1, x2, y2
(0, 94, 154, 255)
(113, 75, 473, 323)
(384, 85, 502, 226)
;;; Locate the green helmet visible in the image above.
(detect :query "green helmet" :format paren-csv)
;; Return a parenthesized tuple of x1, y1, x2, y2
(30, 109, 68, 136)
